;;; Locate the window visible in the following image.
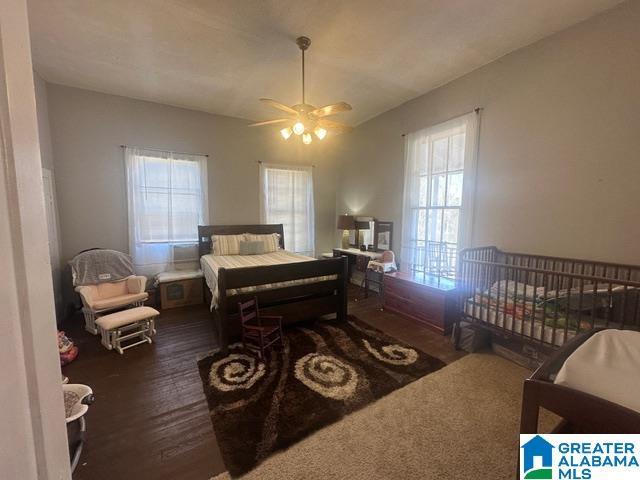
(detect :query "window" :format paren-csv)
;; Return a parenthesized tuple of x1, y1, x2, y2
(259, 163, 315, 256)
(400, 113, 479, 277)
(125, 147, 208, 275)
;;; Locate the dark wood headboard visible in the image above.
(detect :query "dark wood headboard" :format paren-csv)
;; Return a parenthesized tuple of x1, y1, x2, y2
(198, 224, 285, 256)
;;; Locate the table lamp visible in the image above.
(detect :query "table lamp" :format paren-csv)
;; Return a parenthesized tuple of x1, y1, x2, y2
(337, 214, 355, 249)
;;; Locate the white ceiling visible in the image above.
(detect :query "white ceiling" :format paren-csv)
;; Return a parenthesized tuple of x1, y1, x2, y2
(28, 0, 623, 125)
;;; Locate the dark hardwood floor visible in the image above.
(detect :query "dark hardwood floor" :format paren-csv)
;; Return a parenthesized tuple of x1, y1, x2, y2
(62, 286, 464, 479)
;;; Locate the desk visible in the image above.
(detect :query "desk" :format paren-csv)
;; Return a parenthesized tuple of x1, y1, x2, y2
(332, 248, 382, 284)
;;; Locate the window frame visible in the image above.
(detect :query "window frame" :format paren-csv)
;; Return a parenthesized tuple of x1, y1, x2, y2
(259, 162, 315, 256)
(400, 112, 479, 278)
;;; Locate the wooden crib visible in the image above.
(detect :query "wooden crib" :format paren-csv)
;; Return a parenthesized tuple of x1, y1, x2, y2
(456, 246, 640, 356)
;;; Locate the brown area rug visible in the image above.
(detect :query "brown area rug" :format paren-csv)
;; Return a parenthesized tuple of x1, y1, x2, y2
(197, 315, 446, 477)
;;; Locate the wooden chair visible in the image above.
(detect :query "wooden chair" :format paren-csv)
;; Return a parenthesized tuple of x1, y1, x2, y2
(238, 297, 284, 360)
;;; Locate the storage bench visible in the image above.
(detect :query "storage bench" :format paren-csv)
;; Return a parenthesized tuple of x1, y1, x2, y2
(155, 270, 204, 309)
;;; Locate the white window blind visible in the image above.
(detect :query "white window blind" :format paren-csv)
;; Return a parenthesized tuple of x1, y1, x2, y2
(125, 147, 208, 275)
(400, 112, 479, 277)
(259, 163, 315, 257)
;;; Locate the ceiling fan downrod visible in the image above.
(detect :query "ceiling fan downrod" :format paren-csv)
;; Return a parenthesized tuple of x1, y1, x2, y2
(296, 36, 311, 105)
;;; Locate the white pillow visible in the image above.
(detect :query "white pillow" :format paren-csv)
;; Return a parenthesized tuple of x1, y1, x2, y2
(244, 233, 280, 253)
(211, 234, 245, 255)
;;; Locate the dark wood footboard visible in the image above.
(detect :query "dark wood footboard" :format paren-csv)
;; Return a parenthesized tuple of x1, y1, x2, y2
(215, 257, 348, 353)
(520, 328, 640, 434)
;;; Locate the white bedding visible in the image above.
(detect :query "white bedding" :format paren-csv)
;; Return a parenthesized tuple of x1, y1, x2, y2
(464, 301, 574, 347)
(201, 250, 335, 309)
(554, 329, 640, 412)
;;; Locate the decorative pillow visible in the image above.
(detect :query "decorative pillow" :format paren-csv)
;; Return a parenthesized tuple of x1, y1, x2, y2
(244, 233, 280, 253)
(211, 234, 245, 255)
(239, 240, 266, 255)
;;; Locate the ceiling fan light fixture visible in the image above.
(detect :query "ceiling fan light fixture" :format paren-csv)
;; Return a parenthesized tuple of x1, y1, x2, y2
(251, 36, 352, 144)
(280, 127, 293, 140)
(293, 121, 305, 135)
(314, 127, 327, 140)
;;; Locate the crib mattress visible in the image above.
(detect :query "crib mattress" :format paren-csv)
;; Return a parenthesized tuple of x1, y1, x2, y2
(554, 329, 640, 413)
(464, 301, 574, 347)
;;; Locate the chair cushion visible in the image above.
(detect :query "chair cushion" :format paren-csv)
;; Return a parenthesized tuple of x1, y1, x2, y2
(96, 306, 159, 330)
(92, 292, 148, 310)
(96, 279, 129, 298)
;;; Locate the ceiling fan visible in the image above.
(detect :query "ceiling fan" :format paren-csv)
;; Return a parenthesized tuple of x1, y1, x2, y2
(249, 36, 353, 144)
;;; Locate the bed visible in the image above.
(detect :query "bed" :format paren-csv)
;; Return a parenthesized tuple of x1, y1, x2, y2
(520, 328, 640, 434)
(456, 246, 640, 355)
(198, 224, 348, 352)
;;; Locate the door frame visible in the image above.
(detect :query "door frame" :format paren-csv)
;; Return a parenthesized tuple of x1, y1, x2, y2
(0, 0, 71, 478)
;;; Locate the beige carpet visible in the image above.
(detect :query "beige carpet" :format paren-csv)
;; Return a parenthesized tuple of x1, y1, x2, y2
(211, 353, 557, 480)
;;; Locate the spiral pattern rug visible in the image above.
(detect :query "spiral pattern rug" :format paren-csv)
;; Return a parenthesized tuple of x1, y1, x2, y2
(197, 315, 446, 478)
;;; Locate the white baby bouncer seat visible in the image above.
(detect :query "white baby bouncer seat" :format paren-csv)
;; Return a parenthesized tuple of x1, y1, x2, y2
(63, 383, 95, 472)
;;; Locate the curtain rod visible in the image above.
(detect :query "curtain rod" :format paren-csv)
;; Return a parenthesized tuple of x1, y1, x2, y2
(257, 160, 316, 168)
(400, 107, 483, 137)
(120, 144, 209, 157)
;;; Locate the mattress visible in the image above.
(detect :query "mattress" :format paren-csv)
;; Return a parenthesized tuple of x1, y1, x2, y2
(554, 329, 640, 413)
(462, 278, 623, 347)
(201, 250, 335, 309)
(464, 300, 575, 347)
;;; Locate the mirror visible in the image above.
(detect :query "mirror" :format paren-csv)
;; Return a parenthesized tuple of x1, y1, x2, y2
(352, 216, 375, 249)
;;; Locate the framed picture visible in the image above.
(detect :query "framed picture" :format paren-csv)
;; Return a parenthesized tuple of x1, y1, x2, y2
(374, 221, 393, 252)
(377, 231, 390, 250)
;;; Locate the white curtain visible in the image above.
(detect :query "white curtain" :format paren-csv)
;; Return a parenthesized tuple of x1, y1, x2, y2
(125, 147, 209, 276)
(400, 112, 479, 274)
(259, 163, 315, 256)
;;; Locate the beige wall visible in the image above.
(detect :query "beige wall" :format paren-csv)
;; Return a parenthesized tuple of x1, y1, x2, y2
(47, 84, 340, 266)
(334, 0, 640, 266)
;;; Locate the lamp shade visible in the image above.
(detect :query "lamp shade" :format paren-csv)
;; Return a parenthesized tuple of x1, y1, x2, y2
(337, 214, 355, 230)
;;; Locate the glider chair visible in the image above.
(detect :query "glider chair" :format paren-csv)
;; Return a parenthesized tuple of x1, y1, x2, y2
(70, 249, 148, 334)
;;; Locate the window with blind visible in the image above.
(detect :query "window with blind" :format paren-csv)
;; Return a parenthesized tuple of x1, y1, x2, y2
(125, 147, 208, 275)
(400, 113, 479, 278)
(259, 163, 315, 257)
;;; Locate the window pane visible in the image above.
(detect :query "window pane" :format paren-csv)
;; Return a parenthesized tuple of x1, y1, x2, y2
(414, 240, 426, 272)
(446, 172, 463, 207)
(427, 209, 443, 243)
(416, 209, 427, 241)
(432, 137, 448, 173)
(263, 167, 314, 254)
(449, 133, 465, 171)
(442, 209, 460, 244)
(171, 193, 200, 241)
(418, 176, 428, 207)
(430, 174, 446, 207)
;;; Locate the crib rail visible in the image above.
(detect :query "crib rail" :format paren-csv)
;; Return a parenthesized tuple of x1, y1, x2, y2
(458, 251, 640, 349)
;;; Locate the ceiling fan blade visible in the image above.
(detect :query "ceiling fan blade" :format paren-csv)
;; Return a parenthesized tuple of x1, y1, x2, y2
(248, 118, 293, 127)
(310, 102, 352, 118)
(259, 98, 298, 115)
(318, 118, 353, 133)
